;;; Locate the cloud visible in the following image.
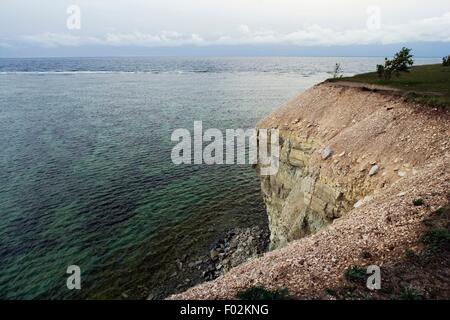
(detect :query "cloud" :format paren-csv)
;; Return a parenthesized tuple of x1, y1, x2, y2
(225, 12, 450, 46)
(21, 33, 101, 47)
(16, 12, 450, 48)
(0, 41, 14, 49)
(18, 31, 205, 48)
(105, 31, 205, 47)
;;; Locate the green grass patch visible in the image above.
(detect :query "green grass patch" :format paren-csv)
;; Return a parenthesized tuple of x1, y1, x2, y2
(405, 249, 421, 262)
(336, 64, 450, 109)
(324, 288, 338, 297)
(344, 266, 367, 284)
(422, 229, 450, 252)
(398, 286, 424, 300)
(236, 287, 293, 300)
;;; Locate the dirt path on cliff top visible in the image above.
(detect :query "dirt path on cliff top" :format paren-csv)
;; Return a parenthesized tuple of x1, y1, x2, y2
(326, 81, 403, 93)
(325, 80, 447, 98)
(170, 83, 450, 300)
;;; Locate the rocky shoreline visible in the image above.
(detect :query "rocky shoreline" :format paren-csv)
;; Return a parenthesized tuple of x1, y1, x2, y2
(202, 226, 270, 281)
(146, 225, 269, 300)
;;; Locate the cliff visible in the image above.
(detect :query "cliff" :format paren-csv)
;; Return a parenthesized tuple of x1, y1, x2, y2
(170, 82, 450, 299)
(258, 82, 449, 249)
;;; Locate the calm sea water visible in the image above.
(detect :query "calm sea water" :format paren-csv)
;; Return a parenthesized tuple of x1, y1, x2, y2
(0, 57, 439, 299)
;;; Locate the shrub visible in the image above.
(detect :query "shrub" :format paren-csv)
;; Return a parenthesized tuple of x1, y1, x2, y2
(413, 198, 425, 206)
(443, 55, 450, 66)
(236, 287, 293, 300)
(377, 47, 414, 80)
(344, 266, 367, 283)
(376, 64, 385, 78)
(405, 249, 420, 261)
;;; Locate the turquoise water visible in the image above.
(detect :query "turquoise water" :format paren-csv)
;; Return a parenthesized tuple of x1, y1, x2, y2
(0, 57, 439, 299)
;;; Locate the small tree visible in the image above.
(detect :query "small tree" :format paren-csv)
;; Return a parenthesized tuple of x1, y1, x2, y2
(376, 63, 385, 78)
(443, 55, 450, 66)
(332, 63, 343, 79)
(377, 47, 414, 80)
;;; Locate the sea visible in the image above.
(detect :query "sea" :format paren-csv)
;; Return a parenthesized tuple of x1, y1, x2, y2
(0, 56, 440, 299)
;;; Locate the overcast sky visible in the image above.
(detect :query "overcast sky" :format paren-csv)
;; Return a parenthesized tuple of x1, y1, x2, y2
(1, 0, 449, 57)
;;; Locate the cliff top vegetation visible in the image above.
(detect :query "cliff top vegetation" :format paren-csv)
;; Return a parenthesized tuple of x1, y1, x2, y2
(335, 63, 450, 109)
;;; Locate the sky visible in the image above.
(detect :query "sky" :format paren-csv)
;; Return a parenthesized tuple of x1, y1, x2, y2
(1, 0, 450, 57)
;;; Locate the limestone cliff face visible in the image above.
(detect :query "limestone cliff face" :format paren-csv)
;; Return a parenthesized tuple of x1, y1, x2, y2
(257, 82, 449, 249)
(259, 131, 350, 248)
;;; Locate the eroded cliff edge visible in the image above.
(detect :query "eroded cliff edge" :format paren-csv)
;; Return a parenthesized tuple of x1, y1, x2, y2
(171, 82, 450, 299)
(258, 82, 449, 250)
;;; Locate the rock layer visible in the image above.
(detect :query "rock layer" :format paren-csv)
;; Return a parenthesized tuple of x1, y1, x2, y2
(259, 131, 349, 248)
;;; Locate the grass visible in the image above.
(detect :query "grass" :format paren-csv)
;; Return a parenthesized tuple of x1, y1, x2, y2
(236, 287, 293, 300)
(332, 64, 450, 109)
(413, 198, 425, 206)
